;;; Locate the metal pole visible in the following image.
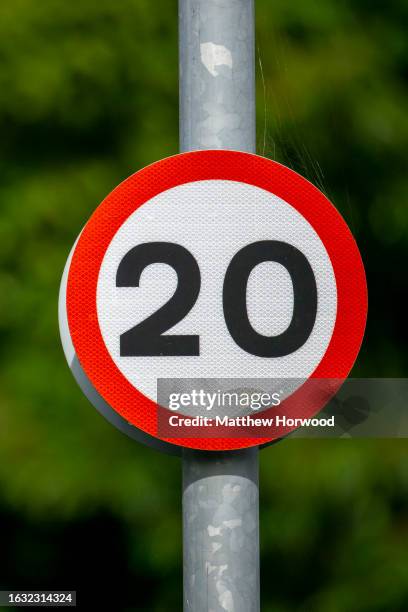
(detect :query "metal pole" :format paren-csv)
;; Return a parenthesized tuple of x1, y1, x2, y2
(179, 0, 256, 153)
(182, 450, 259, 612)
(179, 2, 259, 611)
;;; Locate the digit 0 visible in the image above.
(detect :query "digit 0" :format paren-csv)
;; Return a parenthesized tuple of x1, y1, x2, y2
(223, 241, 317, 357)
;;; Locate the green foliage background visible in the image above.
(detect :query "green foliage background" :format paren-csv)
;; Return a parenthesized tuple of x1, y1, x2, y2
(0, 0, 407, 610)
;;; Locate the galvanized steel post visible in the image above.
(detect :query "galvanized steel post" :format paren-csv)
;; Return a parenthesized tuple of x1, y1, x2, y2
(179, 1, 260, 610)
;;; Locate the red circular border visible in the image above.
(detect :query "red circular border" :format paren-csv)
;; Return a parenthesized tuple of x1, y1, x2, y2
(66, 151, 367, 451)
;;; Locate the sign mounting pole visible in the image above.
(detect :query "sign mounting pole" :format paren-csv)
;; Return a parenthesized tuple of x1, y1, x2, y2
(179, 2, 260, 611)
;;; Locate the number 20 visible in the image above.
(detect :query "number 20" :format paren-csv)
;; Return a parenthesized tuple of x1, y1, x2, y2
(116, 241, 317, 358)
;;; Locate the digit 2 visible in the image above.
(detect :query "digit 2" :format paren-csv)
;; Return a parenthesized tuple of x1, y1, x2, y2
(116, 242, 201, 356)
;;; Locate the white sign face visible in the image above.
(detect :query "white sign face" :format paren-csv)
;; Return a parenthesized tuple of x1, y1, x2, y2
(96, 180, 337, 402)
(62, 151, 367, 451)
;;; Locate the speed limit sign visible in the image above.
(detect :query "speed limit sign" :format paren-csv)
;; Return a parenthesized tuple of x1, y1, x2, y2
(59, 150, 367, 451)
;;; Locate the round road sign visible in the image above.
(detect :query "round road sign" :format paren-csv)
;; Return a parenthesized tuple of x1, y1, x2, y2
(59, 150, 367, 452)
